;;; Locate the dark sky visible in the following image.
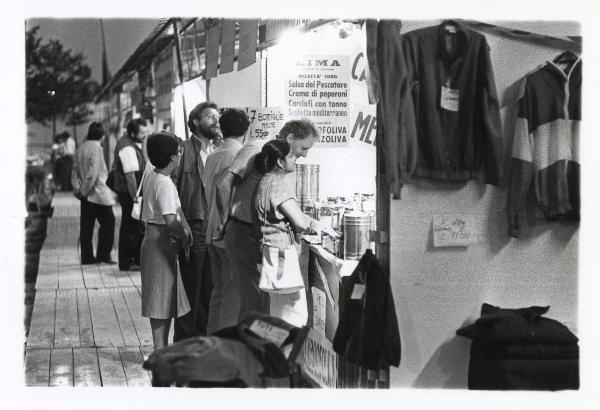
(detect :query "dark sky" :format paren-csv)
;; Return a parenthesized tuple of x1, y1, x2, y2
(26, 18, 159, 83)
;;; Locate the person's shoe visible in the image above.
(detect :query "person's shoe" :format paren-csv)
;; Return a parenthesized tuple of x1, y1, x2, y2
(81, 258, 97, 265)
(98, 259, 117, 265)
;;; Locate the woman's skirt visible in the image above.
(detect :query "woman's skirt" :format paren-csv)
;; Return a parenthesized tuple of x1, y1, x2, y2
(140, 223, 190, 319)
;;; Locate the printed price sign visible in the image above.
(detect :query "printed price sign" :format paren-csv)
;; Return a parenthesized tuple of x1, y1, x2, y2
(249, 320, 290, 347)
(285, 55, 351, 147)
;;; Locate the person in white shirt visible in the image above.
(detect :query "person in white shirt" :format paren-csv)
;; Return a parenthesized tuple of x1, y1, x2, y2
(140, 131, 192, 350)
(62, 132, 76, 191)
(71, 122, 116, 265)
(113, 118, 151, 271)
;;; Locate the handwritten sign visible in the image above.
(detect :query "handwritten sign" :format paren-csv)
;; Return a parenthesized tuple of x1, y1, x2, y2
(286, 55, 350, 147)
(311, 287, 327, 337)
(222, 107, 286, 142)
(249, 319, 290, 347)
(433, 214, 477, 247)
(245, 107, 286, 141)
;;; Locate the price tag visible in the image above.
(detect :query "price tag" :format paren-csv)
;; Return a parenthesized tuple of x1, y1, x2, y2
(249, 320, 290, 347)
(440, 86, 460, 112)
(311, 287, 327, 337)
(351, 284, 366, 300)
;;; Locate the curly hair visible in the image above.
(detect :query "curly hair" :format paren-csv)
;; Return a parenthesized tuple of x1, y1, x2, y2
(187, 101, 218, 134)
(219, 108, 250, 138)
(146, 131, 182, 168)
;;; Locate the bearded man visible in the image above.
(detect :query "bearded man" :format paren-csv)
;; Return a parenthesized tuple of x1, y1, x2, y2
(172, 101, 222, 341)
(113, 118, 151, 271)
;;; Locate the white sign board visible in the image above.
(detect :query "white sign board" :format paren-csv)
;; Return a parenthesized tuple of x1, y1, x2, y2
(311, 287, 327, 337)
(433, 214, 477, 247)
(302, 329, 338, 388)
(286, 55, 350, 147)
(245, 107, 286, 141)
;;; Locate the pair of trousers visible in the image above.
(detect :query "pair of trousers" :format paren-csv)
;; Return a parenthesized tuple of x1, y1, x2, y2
(174, 219, 213, 341)
(58, 155, 73, 191)
(80, 198, 115, 262)
(224, 219, 269, 321)
(206, 243, 240, 334)
(117, 192, 143, 269)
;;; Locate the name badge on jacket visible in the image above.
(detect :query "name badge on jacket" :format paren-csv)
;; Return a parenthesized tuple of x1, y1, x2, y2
(441, 86, 460, 111)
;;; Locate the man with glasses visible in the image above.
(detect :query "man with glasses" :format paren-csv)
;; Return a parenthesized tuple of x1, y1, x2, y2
(172, 101, 222, 341)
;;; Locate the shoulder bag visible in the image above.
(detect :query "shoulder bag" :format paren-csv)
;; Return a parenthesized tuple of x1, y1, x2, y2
(258, 176, 304, 294)
(131, 170, 146, 221)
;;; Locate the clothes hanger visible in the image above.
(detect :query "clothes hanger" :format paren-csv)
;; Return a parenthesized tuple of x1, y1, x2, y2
(553, 50, 579, 64)
(441, 20, 459, 34)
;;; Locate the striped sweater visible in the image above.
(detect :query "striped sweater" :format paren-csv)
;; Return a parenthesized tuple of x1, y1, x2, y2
(506, 57, 581, 238)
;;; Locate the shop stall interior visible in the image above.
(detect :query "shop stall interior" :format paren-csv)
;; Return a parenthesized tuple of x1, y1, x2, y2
(26, 17, 581, 390)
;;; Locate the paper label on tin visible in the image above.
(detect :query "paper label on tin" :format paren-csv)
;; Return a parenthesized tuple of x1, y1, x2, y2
(441, 86, 460, 111)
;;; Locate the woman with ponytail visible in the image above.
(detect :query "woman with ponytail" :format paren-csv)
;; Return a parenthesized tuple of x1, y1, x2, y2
(253, 139, 321, 326)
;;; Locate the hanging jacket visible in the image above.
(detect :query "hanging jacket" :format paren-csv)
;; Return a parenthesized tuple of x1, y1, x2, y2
(404, 21, 504, 185)
(332, 249, 401, 370)
(369, 21, 503, 195)
(506, 58, 581, 238)
(370, 20, 418, 197)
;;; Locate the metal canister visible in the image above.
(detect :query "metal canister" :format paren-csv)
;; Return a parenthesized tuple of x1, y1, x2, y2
(295, 163, 320, 211)
(343, 212, 372, 260)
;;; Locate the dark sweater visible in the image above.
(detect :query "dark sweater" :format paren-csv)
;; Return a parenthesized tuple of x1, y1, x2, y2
(371, 21, 503, 194)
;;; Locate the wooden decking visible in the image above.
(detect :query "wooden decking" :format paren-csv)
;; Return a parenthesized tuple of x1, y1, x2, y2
(25, 193, 155, 386)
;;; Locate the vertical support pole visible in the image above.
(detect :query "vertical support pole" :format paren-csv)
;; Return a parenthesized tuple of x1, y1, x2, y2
(376, 92, 391, 389)
(172, 19, 190, 140)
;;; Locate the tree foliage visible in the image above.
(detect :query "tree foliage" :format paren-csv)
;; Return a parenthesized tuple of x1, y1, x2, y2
(26, 26, 100, 127)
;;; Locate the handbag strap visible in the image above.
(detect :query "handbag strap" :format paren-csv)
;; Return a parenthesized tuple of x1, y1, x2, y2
(137, 168, 148, 221)
(260, 175, 272, 247)
(135, 167, 146, 198)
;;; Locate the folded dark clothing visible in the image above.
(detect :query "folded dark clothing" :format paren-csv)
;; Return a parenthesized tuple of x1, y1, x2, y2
(143, 336, 264, 387)
(475, 343, 579, 360)
(469, 356, 579, 390)
(215, 312, 304, 378)
(457, 303, 578, 346)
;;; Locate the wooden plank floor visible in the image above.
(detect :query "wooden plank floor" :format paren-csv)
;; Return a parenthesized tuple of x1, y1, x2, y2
(25, 192, 158, 387)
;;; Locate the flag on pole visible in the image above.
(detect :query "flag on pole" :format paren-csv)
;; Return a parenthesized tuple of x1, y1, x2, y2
(220, 19, 236, 74)
(204, 19, 221, 79)
(238, 19, 258, 71)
